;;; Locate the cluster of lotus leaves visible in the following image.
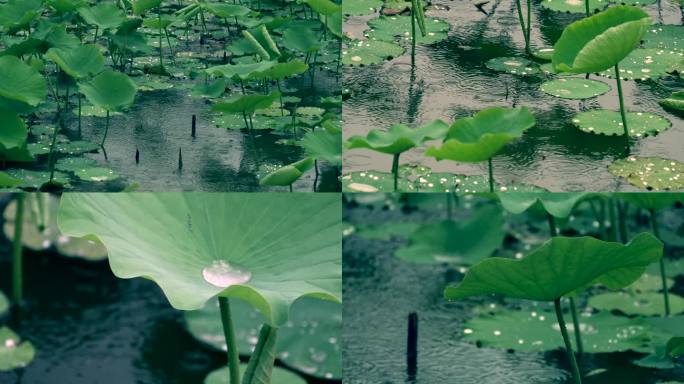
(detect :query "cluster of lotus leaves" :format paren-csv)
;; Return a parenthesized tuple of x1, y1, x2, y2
(57, 193, 342, 326)
(426, 107, 535, 162)
(552, 6, 651, 74)
(346, 120, 448, 155)
(445, 233, 663, 302)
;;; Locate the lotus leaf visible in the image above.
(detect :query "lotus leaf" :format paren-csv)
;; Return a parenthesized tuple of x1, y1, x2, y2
(445, 233, 663, 301)
(347, 120, 448, 155)
(598, 48, 683, 81)
(57, 193, 341, 326)
(659, 91, 684, 113)
(212, 91, 281, 115)
(532, 47, 554, 61)
(608, 156, 684, 191)
(45, 45, 105, 80)
(78, 2, 127, 30)
(0, 327, 35, 371)
(644, 25, 684, 53)
(426, 107, 535, 162)
(365, 16, 450, 44)
(0, 172, 21, 188)
(343, 0, 383, 16)
(395, 205, 505, 264)
(341, 170, 413, 192)
(205, 365, 305, 384)
(192, 78, 228, 99)
(79, 70, 137, 111)
(497, 192, 588, 218)
(461, 307, 652, 353)
(0, 0, 43, 31)
(259, 158, 314, 187)
(132, 0, 161, 15)
(48, 0, 86, 13)
(485, 57, 539, 76)
(552, 6, 651, 74)
(667, 337, 684, 358)
(572, 110, 671, 137)
(540, 78, 611, 100)
(205, 61, 277, 81)
(0, 109, 27, 151)
(342, 40, 404, 66)
(0, 56, 47, 107)
(589, 291, 684, 316)
(282, 26, 323, 54)
(204, 3, 251, 18)
(301, 129, 342, 167)
(5, 169, 70, 189)
(304, 0, 341, 16)
(253, 60, 309, 81)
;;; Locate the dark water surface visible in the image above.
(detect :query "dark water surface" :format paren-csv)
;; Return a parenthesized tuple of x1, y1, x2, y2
(343, 1, 684, 191)
(342, 198, 684, 383)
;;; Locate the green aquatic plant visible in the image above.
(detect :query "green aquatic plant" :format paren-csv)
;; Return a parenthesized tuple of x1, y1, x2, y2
(58, 193, 341, 384)
(259, 157, 314, 192)
(11, 194, 24, 304)
(346, 120, 448, 191)
(445, 233, 663, 384)
(0, 326, 35, 372)
(426, 107, 535, 192)
(212, 91, 281, 132)
(552, 6, 651, 143)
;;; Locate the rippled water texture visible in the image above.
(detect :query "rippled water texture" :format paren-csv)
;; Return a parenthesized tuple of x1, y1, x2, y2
(343, 1, 684, 191)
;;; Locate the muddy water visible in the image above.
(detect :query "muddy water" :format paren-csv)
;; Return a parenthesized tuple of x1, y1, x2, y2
(343, 1, 684, 191)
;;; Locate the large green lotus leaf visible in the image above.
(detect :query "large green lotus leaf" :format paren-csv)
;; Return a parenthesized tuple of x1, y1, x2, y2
(0, 172, 21, 188)
(659, 91, 684, 113)
(186, 297, 341, 380)
(552, 6, 651, 74)
(204, 3, 251, 18)
(365, 16, 450, 44)
(78, 2, 127, 30)
(497, 192, 588, 218)
(282, 26, 323, 54)
(260, 158, 314, 186)
(644, 25, 684, 53)
(540, 0, 609, 13)
(212, 91, 281, 115)
(323, 9, 342, 38)
(132, 0, 161, 15)
(0, 56, 47, 107)
(3, 194, 107, 260)
(347, 120, 448, 155)
(618, 193, 684, 211)
(301, 129, 342, 167)
(598, 48, 684, 81)
(0, 327, 35, 371)
(589, 291, 684, 316)
(445, 233, 663, 301)
(461, 307, 653, 353)
(45, 45, 105, 80)
(47, 0, 86, 13)
(609, 156, 684, 191)
(205, 365, 305, 384)
(304, 0, 341, 16)
(395, 205, 504, 264)
(191, 78, 228, 99)
(79, 70, 137, 111)
(540, 78, 611, 100)
(343, 0, 383, 16)
(0, 108, 27, 150)
(485, 57, 539, 76)
(0, 0, 43, 31)
(426, 107, 535, 162)
(572, 110, 671, 137)
(342, 39, 404, 66)
(252, 60, 308, 81)
(57, 193, 342, 326)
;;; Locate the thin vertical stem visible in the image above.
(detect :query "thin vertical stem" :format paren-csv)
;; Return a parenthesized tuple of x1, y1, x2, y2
(525, 0, 531, 54)
(158, 5, 164, 68)
(488, 157, 494, 192)
(78, 93, 82, 137)
(608, 197, 617, 242)
(547, 213, 557, 237)
(554, 298, 582, 384)
(585, 0, 590, 16)
(12, 193, 25, 304)
(614, 64, 629, 143)
(514, 0, 528, 54)
(617, 200, 628, 243)
(392, 153, 400, 192)
(568, 297, 584, 357)
(219, 297, 241, 384)
(650, 209, 670, 316)
(411, 4, 416, 67)
(101, 110, 110, 148)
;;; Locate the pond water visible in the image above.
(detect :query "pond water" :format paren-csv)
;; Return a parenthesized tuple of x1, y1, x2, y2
(343, 1, 684, 191)
(342, 197, 684, 383)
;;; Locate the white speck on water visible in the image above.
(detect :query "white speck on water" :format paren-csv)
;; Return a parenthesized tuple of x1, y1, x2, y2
(202, 260, 252, 288)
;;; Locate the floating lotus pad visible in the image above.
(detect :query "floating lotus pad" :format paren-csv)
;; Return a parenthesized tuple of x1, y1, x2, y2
(75, 105, 123, 118)
(445, 233, 663, 301)
(659, 91, 684, 113)
(0, 326, 35, 371)
(5, 169, 70, 189)
(461, 307, 653, 353)
(57, 194, 341, 326)
(56, 157, 119, 182)
(342, 39, 405, 66)
(609, 156, 684, 191)
(552, 6, 651, 74)
(395, 205, 505, 265)
(540, 78, 611, 99)
(599, 48, 683, 81)
(186, 297, 341, 380)
(212, 114, 290, 130)
(540, 0, 610, 13)
(343, 0, 383, 15)
(341, 170, 414, 192)
(589, 291, 684, 316)
(205, 365, 305, 384)
(485, 57, 539, 76)
(643, 25, 684, 53)
(572, 110, 671, 137)
(532, 47, 555, 61)
(365, 16, 450, 45)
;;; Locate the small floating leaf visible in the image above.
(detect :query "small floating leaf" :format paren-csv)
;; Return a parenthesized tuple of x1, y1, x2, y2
(5, 169, 70, 190)
(259, 158, 314, 187)
(342, 39, 404, 66)
(540, 78, 611, 99)
(0, 327, 35, 371)
(343, 0, 383, 16)
(643, 25, 684, 53)
(365, 16, 450, 44)
(485, 57, 539, 76)
(572, 110, 671, 137)
(609, 157, 684, 190)
(589, 291, 684, 316)
(659, 90, 684, 113)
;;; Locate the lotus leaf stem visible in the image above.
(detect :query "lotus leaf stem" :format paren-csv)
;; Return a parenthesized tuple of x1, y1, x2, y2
(219, 297, 242, 384)
(487, 157, 494, 192)
(391, 153, 400, 191)
(12, 193, 25, 304)
(514, 0, 530, 54)
(554, 298, 582, 384)
(649, 209, 670, 316)
(102, 110, 110, 148)
(584, 0, 590, 16)
(159, 5, 164, 68)
(613, 64, 629, 144)
(525, 0, 531, 53)
(411, 0, 417, 67)
(568, 297, 584, 357)
(78, 93, 82, 137)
